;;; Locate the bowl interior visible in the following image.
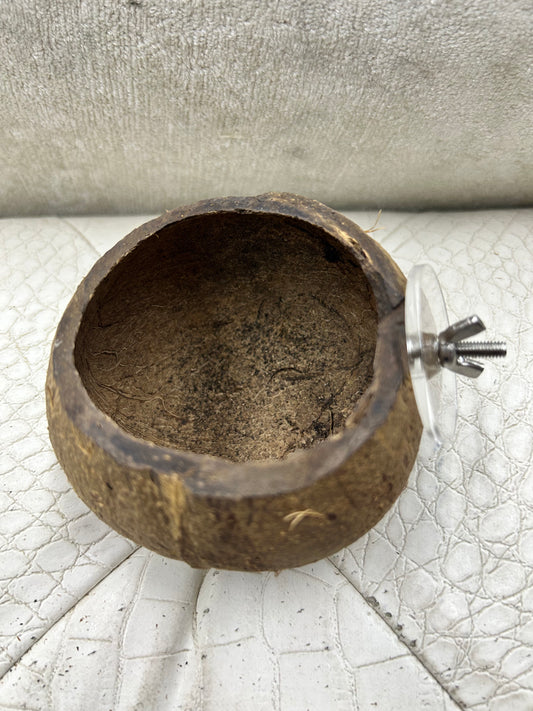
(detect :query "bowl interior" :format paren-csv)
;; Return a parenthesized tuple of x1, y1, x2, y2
(75, 212, 378, 462)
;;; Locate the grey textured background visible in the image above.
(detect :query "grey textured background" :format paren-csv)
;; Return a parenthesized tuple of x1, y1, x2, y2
(1, 0, 532, 216)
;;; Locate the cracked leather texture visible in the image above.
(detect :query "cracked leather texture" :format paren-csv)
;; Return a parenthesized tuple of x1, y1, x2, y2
(0, 210, 531, 710)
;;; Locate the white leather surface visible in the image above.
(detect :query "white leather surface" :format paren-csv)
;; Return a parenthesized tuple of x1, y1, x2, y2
(1, 1, 532, 216)
(0, 210, 531, 710)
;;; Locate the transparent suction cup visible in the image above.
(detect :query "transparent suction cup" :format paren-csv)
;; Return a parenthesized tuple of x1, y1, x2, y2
(405, 263, 506, 452)
(405, 265, 457, 448)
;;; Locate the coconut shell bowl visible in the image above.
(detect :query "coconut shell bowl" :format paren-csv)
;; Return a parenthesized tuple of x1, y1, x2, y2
(46, 193, 423, 571)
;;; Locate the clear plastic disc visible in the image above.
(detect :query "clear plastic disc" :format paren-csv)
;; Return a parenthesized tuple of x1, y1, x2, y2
(405, 264, 457, 448)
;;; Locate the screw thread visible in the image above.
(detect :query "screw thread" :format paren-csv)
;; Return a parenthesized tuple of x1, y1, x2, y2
(455, 341, 507, 358)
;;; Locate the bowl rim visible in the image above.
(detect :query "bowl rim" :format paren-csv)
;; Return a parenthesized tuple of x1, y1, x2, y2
(49, 192, 407, 499)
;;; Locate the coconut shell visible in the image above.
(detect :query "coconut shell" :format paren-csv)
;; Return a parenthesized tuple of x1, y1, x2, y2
(46, 193, 422, 571)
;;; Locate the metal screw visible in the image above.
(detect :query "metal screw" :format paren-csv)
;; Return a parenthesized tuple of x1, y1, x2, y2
(454, 341, 507, 358)
(438, 315, 507, 379)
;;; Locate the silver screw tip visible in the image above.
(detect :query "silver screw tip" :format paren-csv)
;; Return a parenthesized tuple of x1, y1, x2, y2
(455, 341, 507, 358)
